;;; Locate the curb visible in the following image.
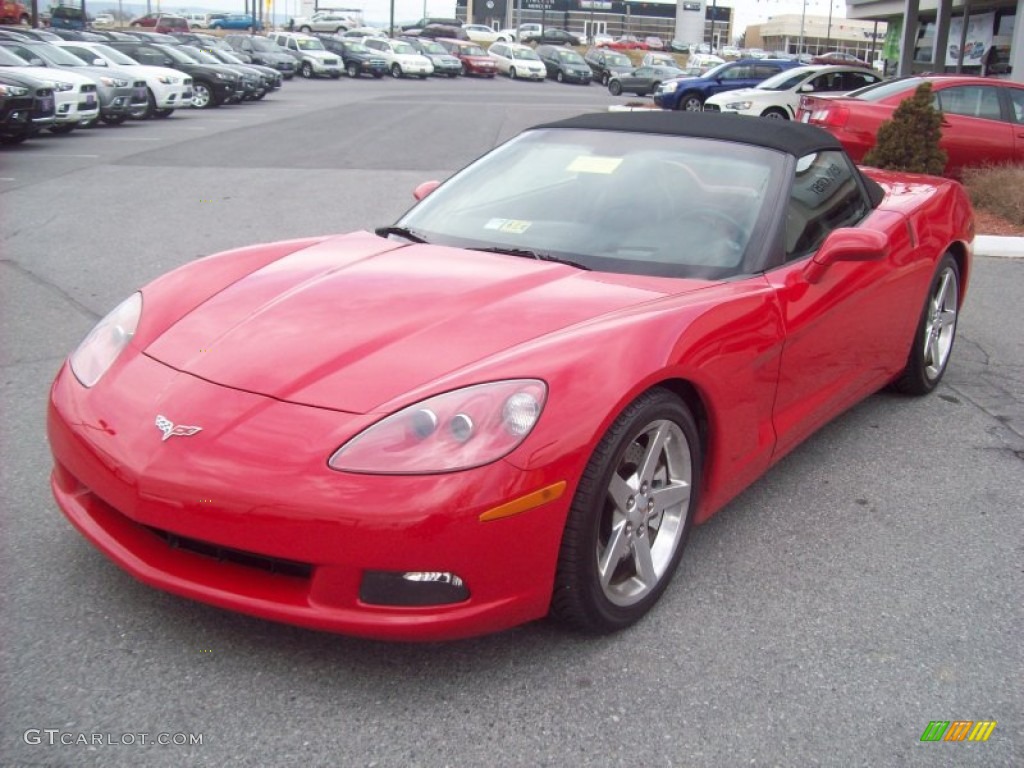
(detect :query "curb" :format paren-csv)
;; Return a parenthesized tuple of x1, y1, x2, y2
(975, 235, 1024, 259)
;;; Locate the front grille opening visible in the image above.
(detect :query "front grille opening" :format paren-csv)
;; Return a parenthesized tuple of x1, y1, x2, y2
(145, 526, 313, 580)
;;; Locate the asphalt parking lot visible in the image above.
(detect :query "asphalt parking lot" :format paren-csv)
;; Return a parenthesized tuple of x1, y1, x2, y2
(2, 76, 1022, 767)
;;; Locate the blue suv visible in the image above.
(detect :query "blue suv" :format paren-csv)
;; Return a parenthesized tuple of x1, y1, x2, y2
(654, 58, 801, 111)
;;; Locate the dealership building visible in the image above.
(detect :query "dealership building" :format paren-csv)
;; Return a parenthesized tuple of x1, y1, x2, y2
(845, 0, 1021, 79)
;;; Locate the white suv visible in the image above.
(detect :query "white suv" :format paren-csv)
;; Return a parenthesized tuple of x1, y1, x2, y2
(362, 38, 433, 79)
(488, 42, 546, 81)
(266, 32, 342, 79)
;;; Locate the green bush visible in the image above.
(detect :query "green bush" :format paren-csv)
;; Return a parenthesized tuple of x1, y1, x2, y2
(962, 165, 1024, 225)
(863, 82, 947, 176)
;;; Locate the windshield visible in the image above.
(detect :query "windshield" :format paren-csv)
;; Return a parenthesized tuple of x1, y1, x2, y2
(557, 50, 585, 64)
(393, 43, 416, 55)
(701, 62, 731, 78)
(180, 45, 220, 64)
(92, 44, 138, 65)
(24, 43, 88, 66)
(216, 50, 245, 64)
(344, 42, 369, 53)
(757, 69, 812, 91)
(158, 45, 200, 64)
(250, 38, 279, 52)
(0, 47, 32, 65)
(297, 39, 325, 51)
(397, 128, 782, 280)
(464, 45, 485, 56)
(606, 52, 630, 67)
(421, 42, 446, 55)
(513, 48, 540, 61)
(846, 76, 920, 101)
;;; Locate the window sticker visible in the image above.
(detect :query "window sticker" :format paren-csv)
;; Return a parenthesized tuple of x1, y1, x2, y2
(567, 156, 623, 174)
(484, 219, 533, 234)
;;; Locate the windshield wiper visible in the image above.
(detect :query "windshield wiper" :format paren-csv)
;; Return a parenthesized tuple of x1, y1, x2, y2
(375, 226, 428, 244)
(470, 246, 591, 271)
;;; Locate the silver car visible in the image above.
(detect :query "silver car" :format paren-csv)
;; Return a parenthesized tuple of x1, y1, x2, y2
(0, 40, 146, 125)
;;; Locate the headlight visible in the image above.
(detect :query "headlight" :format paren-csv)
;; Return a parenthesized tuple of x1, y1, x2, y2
(0, 83, 28, 96)
(157, 75, 179, 84)
(660, 81, 678, 93)
(725, 101, 752, 110)
(329, 379, 547, 474)
(51, 81, 74, 92)
(99, 77, 128, 87)
(69, 293, 142, 388)
(214, 72, 226, 79)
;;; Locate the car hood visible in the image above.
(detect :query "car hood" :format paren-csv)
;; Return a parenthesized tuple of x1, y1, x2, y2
(144, 232, 700, 413)
(0, 65, 94, 87)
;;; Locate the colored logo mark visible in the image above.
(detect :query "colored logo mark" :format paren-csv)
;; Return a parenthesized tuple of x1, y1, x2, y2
(920, 720, 997, 742)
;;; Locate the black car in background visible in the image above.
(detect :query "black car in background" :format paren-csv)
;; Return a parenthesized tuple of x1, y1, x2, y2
(316, 37, 387, 78)
(0, 70, 55, 144)
(608, 64, 685, 96)
(583, 47, 633, 86)
(223, 34, 297, 78)
(106, 40, 244, 108)
(522, 28, 580, 46)
(536, 45, 592, 84)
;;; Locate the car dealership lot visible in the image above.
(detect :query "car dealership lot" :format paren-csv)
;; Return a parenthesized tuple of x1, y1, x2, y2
(2, 77, 1022, 766)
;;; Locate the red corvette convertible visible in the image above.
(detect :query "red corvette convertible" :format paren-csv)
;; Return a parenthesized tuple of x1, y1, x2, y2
(48, 113, 974, 641)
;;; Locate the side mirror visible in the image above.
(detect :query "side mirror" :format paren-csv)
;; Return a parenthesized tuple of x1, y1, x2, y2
(413, 180, 441, 201)
(804, 228, 889, 284)
(798, 83, 813, 92)
(29, 57, 45, 66)
(93, 58, 108, 66)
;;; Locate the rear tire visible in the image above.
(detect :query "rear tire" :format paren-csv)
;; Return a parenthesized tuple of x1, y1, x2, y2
(892, 253, 961, 395)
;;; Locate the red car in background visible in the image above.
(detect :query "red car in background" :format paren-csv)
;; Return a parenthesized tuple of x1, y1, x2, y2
(800, 75, 1024, 177)
(607, 35, 648, 51)
(436, 38, 496, 76)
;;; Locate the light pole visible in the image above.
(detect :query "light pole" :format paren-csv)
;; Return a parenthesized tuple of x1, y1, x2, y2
(709, 0, 716, 53)
(798, 0, 807, 57)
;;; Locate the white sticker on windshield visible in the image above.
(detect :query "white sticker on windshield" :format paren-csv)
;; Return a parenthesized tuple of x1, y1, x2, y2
(484, 218, 532, 234)
(567, 156, 623, 174)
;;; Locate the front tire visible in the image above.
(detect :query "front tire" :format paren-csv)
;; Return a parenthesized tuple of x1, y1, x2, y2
(191, 82, 217, 109)
(391, 63, 402, 78)
(509, 66, 517, 79)
(551, 388, 701, 633)
(556, 70, 564, 83)
(346, 62, 359, 78)
(301, 62, 314, 78)
(892, 253, 961, 395)
(608, 79, 622, 96)
(761, 107, 788, 119)
(679, 92, 704, 111)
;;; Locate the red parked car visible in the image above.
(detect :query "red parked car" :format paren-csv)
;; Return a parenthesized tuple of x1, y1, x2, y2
(435, 37, 496, 76)
(800, 75, 1024, 177)
(48, 112, 973, 641)
(607, 35, 648, 51)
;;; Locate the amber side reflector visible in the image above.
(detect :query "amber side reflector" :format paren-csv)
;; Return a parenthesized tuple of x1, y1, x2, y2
(479, 481, 567, 522)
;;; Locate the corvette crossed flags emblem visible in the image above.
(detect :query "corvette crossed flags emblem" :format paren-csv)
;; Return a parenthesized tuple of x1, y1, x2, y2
(155, 414, 203, 441)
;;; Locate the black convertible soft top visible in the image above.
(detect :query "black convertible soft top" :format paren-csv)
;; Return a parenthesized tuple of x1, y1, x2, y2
(536, 110, 844, 159)
(534, 111, 884, 207)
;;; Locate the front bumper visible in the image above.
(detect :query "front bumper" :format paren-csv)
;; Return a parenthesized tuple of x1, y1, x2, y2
(47, 355, 570, 641)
